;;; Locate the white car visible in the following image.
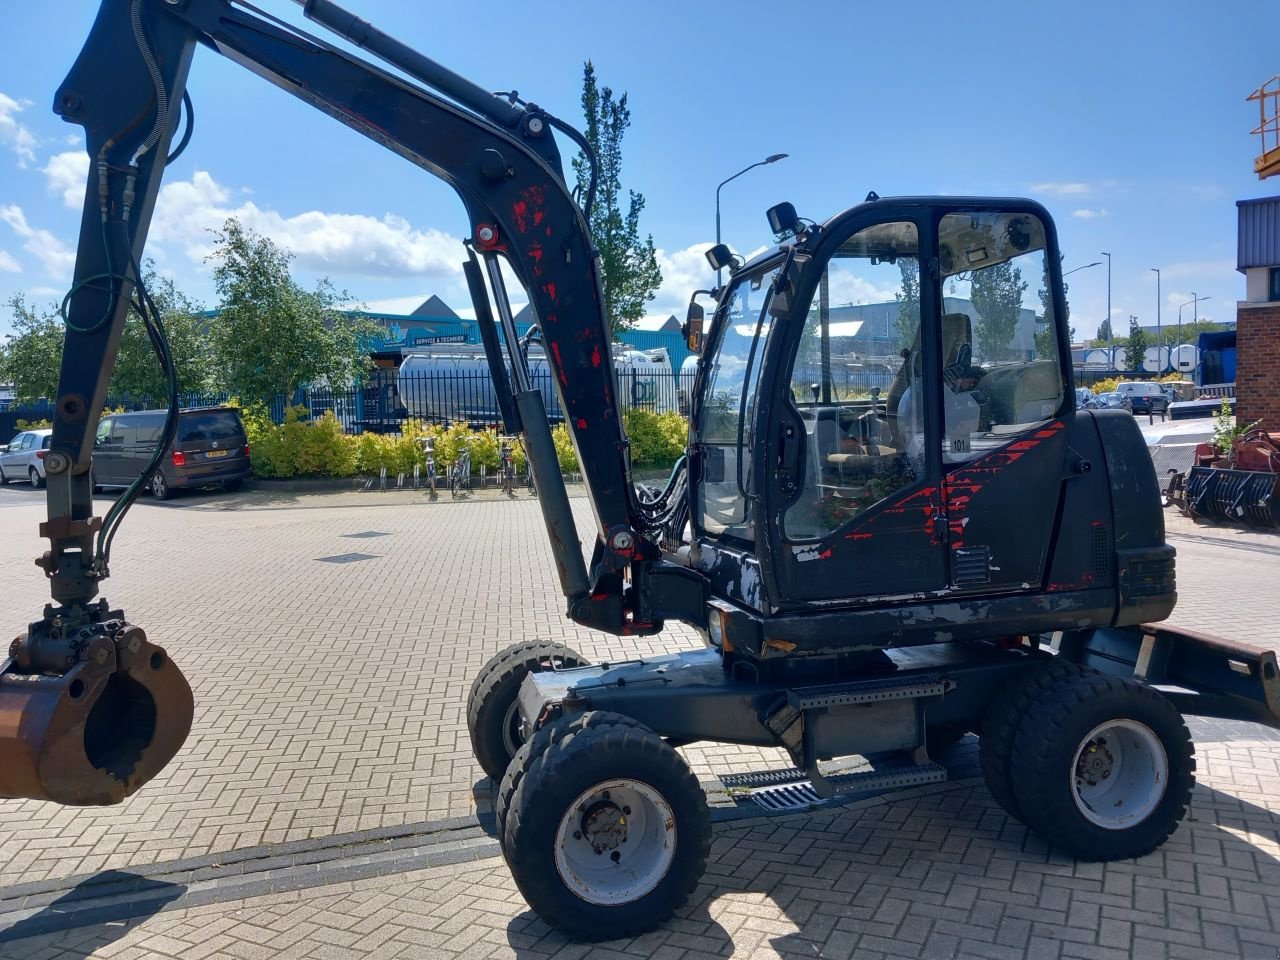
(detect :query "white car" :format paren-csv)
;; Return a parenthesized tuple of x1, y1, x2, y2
(0, 428, 53, 487)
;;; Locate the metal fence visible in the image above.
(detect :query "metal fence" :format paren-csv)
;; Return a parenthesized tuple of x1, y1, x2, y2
(1, 369, 704, 440)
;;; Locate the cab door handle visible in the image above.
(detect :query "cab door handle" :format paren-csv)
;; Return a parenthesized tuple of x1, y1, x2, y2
(778, 423, 800, 493)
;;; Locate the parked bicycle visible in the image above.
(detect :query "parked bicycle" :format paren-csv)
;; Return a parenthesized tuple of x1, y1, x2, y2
(449, 439, 472, 498)
(499, 436, 518, 498)
(421, 435, 438, 500)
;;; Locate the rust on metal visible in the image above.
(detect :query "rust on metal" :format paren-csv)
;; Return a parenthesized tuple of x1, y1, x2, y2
(0, 623, 194, 806)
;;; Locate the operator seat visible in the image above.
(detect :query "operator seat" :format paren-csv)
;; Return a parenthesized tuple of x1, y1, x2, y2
(885, 312, 975, 446)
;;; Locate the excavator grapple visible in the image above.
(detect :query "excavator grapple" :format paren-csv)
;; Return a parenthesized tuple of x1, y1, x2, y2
(1, 618, 192, 805)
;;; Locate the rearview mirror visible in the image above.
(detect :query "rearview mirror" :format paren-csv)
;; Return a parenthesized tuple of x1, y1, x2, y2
(684, 301, 705, 354)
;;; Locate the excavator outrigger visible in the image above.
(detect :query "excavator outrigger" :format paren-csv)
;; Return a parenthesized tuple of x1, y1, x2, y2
(3, 0, 1278, 941)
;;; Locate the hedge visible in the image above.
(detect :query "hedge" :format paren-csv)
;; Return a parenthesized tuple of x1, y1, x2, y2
(234, 403, 688, 479)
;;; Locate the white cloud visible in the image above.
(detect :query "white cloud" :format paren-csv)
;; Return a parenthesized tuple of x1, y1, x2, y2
(43, 150, 89, 208)
(0, 250, 19, 273)
(650, 243, 715, 317)
(1030, 182, 1093, 197)
(1071, 208, 1108, 219)
(0, 93, 37, 167)
(149, 170, 464, 281)
(0, 205, 75, 277)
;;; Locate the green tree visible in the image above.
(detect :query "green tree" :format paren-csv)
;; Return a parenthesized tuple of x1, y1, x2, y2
(1096, 317, 1113, 343)
(1126, 316, 1148, 372)
(207, 219, 378, 403)
(111, 269, 217, 399)
(894, 258, 920, 350)
(1154, 319, 1223, 347)
(971, 260, 1027, 363)
(0, 294, 64, 402)
(571, 62, 662, 335)
(1034, 253, 1073, 357)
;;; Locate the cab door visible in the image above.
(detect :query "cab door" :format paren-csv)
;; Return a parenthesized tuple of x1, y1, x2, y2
(760, 212, 949, 606)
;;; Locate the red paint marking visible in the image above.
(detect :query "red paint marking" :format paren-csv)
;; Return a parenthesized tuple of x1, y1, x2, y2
(845, 532, 873, 541)
(550, 343, 568, 385)
(591, 346, 601, 368)
(577, 418, 588, 429)
(512, 200, 529, 233)
(533, 209, 544, 226)
(545, 282, 557, 302)
(819, 548, 833, 560)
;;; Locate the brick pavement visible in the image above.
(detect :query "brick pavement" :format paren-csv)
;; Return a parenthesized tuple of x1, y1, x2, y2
(0, 485, 1278, 958)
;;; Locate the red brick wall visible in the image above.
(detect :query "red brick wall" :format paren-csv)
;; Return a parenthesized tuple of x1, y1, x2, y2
(1236, 304, 1280, 430)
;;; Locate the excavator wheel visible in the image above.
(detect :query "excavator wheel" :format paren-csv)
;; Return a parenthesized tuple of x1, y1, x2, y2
(1010, 672, 1194, 861)
(495, 711, 647, 851)
(502, 712, 710, 941)
(467, 640, 587, 780)
(979, 658, 1088, 824)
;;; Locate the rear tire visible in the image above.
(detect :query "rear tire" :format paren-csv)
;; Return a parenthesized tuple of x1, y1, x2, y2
(150, 471, 172, 500)
(29, 466, 45, 489)
(467, 640, 587, 780)
(979, 658, 1087, 824)
(502, 716, 710, 941)
(0, 467, 9, 485)
(1010, 673, 1194, 861)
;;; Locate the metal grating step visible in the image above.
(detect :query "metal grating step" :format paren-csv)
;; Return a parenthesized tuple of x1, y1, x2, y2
(751, 781, 823, 811)
(788, 676, 947, 710)
(721, 767, 809, 790)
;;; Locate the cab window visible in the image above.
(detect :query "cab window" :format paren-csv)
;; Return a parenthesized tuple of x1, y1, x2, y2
(935, 211, 1065, 464)
(782, 221, 921, 540)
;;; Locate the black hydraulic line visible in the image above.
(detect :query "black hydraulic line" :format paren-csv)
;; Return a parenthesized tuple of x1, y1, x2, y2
(515, 388, 590, 601)
(298, 0, 525, 129)
(464, 250, 521, 435)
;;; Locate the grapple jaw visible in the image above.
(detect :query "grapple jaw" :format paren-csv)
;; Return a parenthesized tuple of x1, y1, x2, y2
(0, 619, 193, 806)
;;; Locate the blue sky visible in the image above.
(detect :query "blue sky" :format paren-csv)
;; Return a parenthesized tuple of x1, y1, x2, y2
(2, 1, 1278, 341)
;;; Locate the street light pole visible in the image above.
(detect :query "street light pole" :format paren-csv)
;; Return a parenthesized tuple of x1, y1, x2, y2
(1151, 267, 1162, 370)
(1176, 295, 1211, 370)
(1100, 251, 1111, 338)
(1063, 261, 1101, 277)
(715, 153, 789, 284)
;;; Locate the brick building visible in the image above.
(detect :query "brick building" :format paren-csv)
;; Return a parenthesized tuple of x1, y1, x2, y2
(1236, 196, 1280, 428)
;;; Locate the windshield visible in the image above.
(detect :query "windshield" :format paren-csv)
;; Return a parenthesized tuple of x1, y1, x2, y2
(698, 261, 781, 443)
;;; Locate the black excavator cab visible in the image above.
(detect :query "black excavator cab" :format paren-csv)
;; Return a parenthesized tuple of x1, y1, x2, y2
(681, 198, 1173, 666)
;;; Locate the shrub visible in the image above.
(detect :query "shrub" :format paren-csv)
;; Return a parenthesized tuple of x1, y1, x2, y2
(14, 418, 51, 430)
(1090, 377, 1120, 396)
(551, 423, 579, 473)
(622, 409, 687, 467)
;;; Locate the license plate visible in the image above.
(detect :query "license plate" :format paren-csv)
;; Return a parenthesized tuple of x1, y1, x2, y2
(205, 449, 229, 459)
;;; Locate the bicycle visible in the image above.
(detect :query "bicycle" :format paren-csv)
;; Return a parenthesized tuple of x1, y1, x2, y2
(449, 439, 472, 498)
(421, 435, 438, 500)
(499, 436, 518, 498)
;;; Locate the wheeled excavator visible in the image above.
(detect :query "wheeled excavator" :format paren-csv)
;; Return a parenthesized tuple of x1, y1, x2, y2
(3, 0, 1278, 941)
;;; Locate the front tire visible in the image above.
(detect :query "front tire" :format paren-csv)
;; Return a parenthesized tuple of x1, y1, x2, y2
(1010, 673, 1194, 861)
(467, 640, 586, 780)
(502, 716, 710, 941)
(0, 466, 9, 485)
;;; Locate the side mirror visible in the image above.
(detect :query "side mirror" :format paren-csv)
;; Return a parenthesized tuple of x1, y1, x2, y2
(684, 301, 705, 354)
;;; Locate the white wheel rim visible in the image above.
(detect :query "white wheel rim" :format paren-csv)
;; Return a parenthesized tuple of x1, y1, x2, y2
(501, 699, 523, 758)
(1070, 719, 1168, 830)
(554, 778, 676, 906)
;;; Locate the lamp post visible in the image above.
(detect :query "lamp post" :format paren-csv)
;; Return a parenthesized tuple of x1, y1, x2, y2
(715, 153, 789, 283)
(1150, 267, 1162, 370)
(1063, 261, 1101, 277)
(1175, 295, 1211, 371)
(1100, 251, 1111, 339)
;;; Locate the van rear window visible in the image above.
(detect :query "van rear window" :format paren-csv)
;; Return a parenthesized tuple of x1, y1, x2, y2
(179, 411, 243, 442)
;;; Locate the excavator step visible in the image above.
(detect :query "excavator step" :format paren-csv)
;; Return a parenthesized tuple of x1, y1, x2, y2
(787, 675, 948, 710)
(748, 755, 947, 808)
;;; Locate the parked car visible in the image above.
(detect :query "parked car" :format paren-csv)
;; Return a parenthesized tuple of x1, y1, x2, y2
(0, 428, 52, 486)
(1085, 392, 1133, 412)
(1074, 387, 1094, 407)
(1115, 381, 1169, 415)
(93, 407, 251, 500)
